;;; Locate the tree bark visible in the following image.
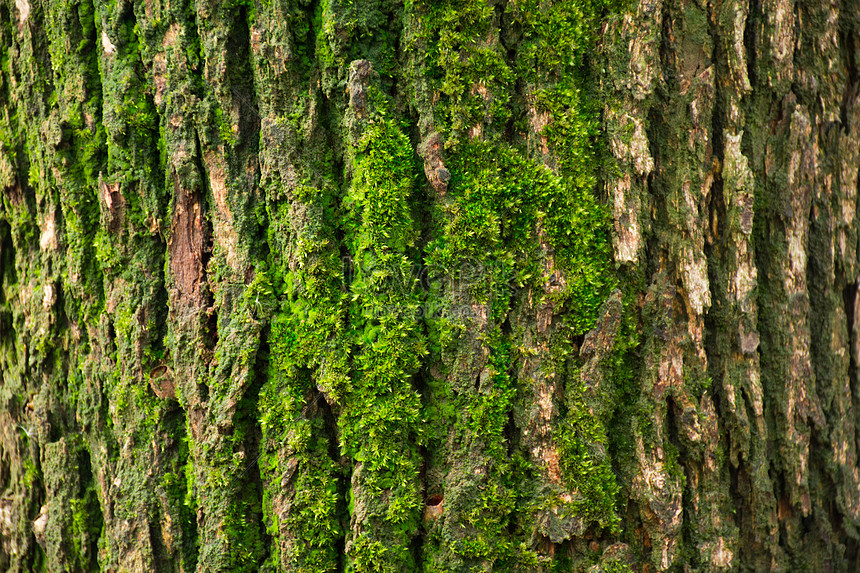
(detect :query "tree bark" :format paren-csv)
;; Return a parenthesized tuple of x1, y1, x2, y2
(1, 0, 859, 571)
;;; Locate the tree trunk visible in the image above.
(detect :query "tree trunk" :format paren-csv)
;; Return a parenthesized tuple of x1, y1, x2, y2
(1, 0, 859, 571)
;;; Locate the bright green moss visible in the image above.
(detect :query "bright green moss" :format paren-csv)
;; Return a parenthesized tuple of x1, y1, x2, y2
(600, 559, 634, 573)
(258, 363, 344, 570)
(259, 160, 346, 571)
(339, 107, 426, 571)
(406, 0, 513, 144)
(408, 0, 625, 563)
(1, 0, 637, 568)
(427, 140, 613, 334)
(555, 371, 621, 532)
(351, 535, 395, 573)
(68, 486, 102, 569)
(268, 197, 349, 398)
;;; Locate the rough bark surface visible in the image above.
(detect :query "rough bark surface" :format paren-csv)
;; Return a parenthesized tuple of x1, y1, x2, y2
(0, 0, 859, 571)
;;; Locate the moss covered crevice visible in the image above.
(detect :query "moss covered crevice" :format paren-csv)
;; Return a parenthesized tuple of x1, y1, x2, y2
(338, 66, 426, 571)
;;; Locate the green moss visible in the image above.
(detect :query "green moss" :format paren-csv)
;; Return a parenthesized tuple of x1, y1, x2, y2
(317, 0, 402, 95)
(339, 101, 426, 571)
(268, 199, 348, 396)
(22, 457, 40, 488)
(160, 428, 199, 571)
(604, 289, 646, 484)
(0, 0, 642, 566)
(599, 558, 634, 573)
(406, 0, 625, 565)
(258, 99, 347, 572)
(257, 362, 343, 572)
(68, 485, 102, 569)
(420, 139, 616, 564)
(555, 370, 621, 532)
(406, 0, 513, 145)
(426, 140, 613, 334)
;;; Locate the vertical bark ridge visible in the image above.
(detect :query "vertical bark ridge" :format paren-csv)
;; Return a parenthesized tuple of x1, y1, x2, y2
(251, 1, 348, 571)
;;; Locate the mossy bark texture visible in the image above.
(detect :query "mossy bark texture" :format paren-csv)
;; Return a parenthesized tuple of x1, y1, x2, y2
(1, 0, 859, 571)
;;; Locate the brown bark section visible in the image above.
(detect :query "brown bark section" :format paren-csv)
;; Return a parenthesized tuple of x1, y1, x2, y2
(605, 0, 860, 569)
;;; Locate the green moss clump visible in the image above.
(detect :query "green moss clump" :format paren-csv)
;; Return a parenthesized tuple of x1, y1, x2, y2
(555, 371, 621, 532)
(340, 104, 427, 571)
(406, 0, 514, 144)
(417, 127, 614, 570)
(427, 140, 613, 334)
(405, 0, 625, 565)
(253, 1, 352, 564)
(258, 362, 344, 572)
(258, 124, 347, 573)
(599, 558, 634, 573)
(317, 0, 402, 95)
